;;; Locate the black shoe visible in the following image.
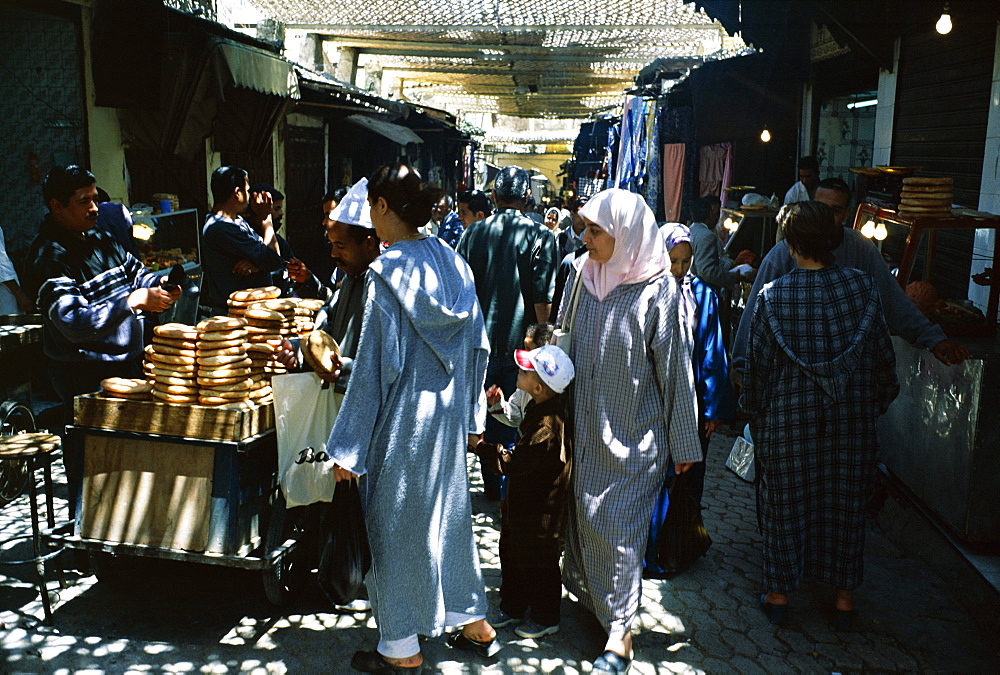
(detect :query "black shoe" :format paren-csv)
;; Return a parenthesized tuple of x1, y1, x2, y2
(832, 608, 857, 631)
(759, 594, 788, 625)
(593, 650, 631, 674)
(447, 631, 501, 658)
(350, 650, 423, 673)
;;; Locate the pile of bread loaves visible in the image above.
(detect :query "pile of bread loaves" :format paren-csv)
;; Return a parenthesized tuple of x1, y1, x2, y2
(97, 287, 323, 406)
(898, 177, 953, 218)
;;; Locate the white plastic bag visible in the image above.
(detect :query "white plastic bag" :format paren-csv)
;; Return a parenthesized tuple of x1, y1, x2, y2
(273, 372, 343, 508)
(726, 433, 755, 482)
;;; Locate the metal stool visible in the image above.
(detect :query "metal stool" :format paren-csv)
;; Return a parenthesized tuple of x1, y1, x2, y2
(0, 432, 62, 625)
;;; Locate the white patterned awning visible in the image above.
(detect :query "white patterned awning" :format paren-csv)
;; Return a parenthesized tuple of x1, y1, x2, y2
(244, 0, 749, 118)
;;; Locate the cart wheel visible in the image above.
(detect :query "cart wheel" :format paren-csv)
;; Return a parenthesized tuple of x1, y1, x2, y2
(262, 493, 309, 606)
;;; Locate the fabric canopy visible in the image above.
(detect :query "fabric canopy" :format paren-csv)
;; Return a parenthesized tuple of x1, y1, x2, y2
(345, 115, 424, 146)
(217, 40, 300, 99)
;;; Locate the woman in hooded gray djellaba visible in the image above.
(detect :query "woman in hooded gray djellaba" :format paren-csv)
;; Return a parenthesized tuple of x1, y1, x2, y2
(741, 201, 899, 631)
(325, 163, 497, 673)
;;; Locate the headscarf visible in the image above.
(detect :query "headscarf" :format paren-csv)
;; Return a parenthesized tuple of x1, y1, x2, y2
(659, 222, 691, 251)
(544, 206, 560, 229)
(558, 208, 573, 231)
(576, 188, 669, 301)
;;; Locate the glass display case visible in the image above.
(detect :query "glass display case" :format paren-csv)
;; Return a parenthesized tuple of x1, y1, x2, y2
(132, 208, 202, 325)
(852, 203, 999, 337)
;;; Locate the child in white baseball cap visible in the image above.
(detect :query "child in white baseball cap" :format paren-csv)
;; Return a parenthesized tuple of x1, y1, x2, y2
(487, 343, 575, 640)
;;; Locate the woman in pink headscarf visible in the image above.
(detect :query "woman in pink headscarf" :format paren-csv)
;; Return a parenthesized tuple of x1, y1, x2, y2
(558, 189, 702, 673)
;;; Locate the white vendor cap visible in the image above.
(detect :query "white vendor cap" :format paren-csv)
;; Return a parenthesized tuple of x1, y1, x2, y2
(329, 177, 374, 230)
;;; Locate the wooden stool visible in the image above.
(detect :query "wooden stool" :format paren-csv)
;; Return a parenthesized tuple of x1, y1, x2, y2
(0, 432, 61, 625)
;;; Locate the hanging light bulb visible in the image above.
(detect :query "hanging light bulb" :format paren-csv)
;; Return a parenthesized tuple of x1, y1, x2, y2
(860, 219, 877, 238)
(724, 217, 739, 232)
(873, 223, 888, 241)
(936, 3, 952, 34)
(760, 128, 771, 143)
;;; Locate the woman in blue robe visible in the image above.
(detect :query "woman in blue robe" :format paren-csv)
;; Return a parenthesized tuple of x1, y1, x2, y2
(644, 223, 736, 576)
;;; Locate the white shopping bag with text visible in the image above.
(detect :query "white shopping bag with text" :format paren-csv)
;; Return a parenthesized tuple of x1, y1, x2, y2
(273, 372, 343, 507)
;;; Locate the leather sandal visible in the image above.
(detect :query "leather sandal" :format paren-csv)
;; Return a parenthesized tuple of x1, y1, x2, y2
(350, 650, 424, 673)
(593, 650, 632, 674)
(446, 630, 501, 658)
(759, 594, 789, 625)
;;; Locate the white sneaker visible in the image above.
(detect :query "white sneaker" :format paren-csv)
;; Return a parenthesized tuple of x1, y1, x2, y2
(334, 598, 371, 613)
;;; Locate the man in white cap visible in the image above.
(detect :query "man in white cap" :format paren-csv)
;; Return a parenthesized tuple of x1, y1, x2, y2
(285, 178, 380, 388)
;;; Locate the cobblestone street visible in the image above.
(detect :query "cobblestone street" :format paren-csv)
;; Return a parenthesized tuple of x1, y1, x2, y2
(2, 428, 998, 673)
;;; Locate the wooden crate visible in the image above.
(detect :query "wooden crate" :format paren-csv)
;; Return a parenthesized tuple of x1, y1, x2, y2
(74, 429, 276, 555)
(74, 393, 274, 442)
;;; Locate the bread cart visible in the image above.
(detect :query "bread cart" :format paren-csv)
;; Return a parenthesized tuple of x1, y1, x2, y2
(44, 394, 308, 606)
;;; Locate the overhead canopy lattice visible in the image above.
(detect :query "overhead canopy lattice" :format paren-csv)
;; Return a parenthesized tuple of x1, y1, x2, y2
(245, 0, 748, 118)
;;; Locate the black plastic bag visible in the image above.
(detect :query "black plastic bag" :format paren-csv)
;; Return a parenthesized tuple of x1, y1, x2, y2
(317, 478, 372, 605)
(656, 471, 712, 575)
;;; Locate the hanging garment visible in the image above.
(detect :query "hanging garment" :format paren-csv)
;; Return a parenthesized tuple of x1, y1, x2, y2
(662, 143, 686, 222)
(699, 143, 730, 198)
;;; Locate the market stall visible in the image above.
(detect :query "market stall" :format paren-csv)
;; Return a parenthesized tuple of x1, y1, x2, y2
(43, 291, 326, 605)
(852, 197, 1000, 543)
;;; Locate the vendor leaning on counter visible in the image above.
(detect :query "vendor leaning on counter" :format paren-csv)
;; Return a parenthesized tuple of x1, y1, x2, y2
(732, 177, 970, 375)
(278, 178, 381, 390)
(200, 166, 288, 317)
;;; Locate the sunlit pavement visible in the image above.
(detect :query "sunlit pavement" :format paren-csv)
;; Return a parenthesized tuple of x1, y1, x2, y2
(1, 429, 998, 673)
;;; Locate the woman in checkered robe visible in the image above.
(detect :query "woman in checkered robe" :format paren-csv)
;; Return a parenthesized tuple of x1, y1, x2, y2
(559, 189, 702, 667)
(742, 201, 899, 616)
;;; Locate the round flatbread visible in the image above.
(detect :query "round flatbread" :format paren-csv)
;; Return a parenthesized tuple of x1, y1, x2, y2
(101, 390, 152, 400)
(244, 307, 285, 322)
(148, 351, 197, 365)
(249, 385, 274, 399)
(199, 329, 248, 342)
(151, 389, 199, 403)
(199, 378, 253, 392)
(199, 395, 250, 406)
(197, 375, 254, 386)
(153, 374, 199, 386)
(100, 378, 150, 395)
(302, 329, 341, 375)
(197, 316, 247, 332)
(146, 361, 198, 374)
(898, 204, 953, 213)
(900, 197, 951, 207)
(152, 337, 198, 351)
(246, 318, 284, 329)
(101, 378, 153, 395)
(198, 354, 251, 366)
(197, 387, 250, 399)
(293, 307, 316, 317)
(296, 299, 324, 311)
(902, 176, 953, 186)
(195, 338, 245, 351)
(196, 345, 245, 358)
(230, 286, 281, 302)
(247, 342, 279, 354)
(899, 190, 953, 199)
(153, 383, 200, 395)
(251, 298, 296, 312)
(198, 367, 253, 379)
(153, 323, 199, 340)
(146, 343, 195, 357)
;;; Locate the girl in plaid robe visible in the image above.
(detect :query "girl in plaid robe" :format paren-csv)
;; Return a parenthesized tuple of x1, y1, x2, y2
(742, 201, 899, 629)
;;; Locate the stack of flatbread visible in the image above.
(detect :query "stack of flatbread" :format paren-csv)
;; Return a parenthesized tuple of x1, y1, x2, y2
(899, 177, 954, 218)
(100, 377, 153, 401)
(195, 317, 259, 406)
(290, 298, 323, 335)
(145, 323, 201, 403)
(244, 298, 297, 377)
(228, 286, 281, 320)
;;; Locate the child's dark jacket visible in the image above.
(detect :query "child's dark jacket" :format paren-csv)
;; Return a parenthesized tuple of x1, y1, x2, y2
(499, 394, 572, 544)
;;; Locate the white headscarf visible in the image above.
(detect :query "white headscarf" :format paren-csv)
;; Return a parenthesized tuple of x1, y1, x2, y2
(576, 188, 668, 301)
